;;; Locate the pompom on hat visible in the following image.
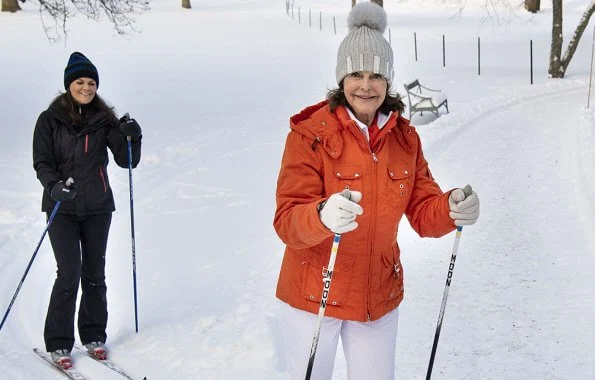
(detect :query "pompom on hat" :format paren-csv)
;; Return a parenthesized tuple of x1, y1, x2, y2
(335, 3, 394, 85)
(64, 52, 99, 90)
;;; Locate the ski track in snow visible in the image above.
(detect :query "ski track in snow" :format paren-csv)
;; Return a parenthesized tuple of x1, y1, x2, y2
(398, 82, 595, 380)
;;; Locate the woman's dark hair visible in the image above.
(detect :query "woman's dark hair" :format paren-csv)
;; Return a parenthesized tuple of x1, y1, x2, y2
(50, 91, 117, 125)
(326, 81, 405, 115)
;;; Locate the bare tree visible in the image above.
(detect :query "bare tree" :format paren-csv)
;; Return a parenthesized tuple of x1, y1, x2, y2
(549, 0, 595, 78)
(3, 0, 149, 40)
(435, 0, 516, 25)
(182, 0, 190, 9)
(1, 0, 21, 12)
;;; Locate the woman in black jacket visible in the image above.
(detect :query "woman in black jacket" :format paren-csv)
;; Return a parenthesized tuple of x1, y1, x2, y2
(32, 52, 142, 369)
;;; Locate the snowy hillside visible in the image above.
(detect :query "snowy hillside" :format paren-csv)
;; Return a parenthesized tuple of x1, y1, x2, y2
(0, 0, 594, 379)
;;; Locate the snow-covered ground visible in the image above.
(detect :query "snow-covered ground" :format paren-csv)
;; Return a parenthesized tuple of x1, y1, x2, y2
(1, 0, 594, 378)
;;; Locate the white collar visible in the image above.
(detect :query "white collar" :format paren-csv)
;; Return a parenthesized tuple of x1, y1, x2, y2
(345, 108, 392, 131)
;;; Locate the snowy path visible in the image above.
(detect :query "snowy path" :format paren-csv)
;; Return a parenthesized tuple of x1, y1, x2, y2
(397, 85, 595, 380)
(3, 68, 594, 380)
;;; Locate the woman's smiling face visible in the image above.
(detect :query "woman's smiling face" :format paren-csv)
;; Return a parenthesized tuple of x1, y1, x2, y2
(69, 77, 97, 105)
(342, 71, 387, 126)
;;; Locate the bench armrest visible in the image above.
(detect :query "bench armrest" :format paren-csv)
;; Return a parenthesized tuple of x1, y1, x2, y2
(418, 84, 442, 93)
(407, 92, 434, 101)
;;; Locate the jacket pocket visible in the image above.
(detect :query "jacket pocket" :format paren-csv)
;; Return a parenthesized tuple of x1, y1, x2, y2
(99, 165, 108, 193)
(302, 249, 354, 307)
(380, 246, 404, 301)
(329, 164, 364, 193)
(386, 163, 411, 211)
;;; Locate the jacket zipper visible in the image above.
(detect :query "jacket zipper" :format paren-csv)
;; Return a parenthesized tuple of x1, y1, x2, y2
(366, 144, 379, 322)
(354, 122, 380, 321)
(311, 136, 321, 150)
(99, 166, 107, 192)
(357, 122, 379, 162)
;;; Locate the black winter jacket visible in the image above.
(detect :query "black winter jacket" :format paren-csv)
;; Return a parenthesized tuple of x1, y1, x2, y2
(33, 103, 141, 216)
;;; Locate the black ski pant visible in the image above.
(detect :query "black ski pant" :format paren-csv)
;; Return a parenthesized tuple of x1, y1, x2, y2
(44, 212, 112, 352)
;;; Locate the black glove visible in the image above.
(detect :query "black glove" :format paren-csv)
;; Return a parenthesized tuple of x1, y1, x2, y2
(50, 179, 76, 202)
(119, 114, 142, 141)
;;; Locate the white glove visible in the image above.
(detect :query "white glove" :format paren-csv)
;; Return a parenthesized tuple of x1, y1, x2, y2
(319, 190, 363, 234)
(449, 185, 479, 226)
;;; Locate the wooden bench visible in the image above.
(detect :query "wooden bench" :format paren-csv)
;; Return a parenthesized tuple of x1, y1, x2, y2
(403, 79, 449, 119)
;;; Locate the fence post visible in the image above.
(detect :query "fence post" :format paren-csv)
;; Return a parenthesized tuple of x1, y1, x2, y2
(309, 9, 311, 28)
(298, 7, 301, 24)
(333, 16, 336, 35)
(478, 37, 481, 75)
(530, 40, 533, 84)
(291, 3, 294, 19)
(320, 11, 322, 31)
(414, 32, 418, 62)
(442, 34, 446, 67)
(588, 24, 595, 107)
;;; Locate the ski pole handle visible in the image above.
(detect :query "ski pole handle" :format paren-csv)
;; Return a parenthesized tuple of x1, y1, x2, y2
(339, 187, 352, 201)
(121, 113, 132, 142)
(456, 185, 473, 232)
(462, 184, 473, 197)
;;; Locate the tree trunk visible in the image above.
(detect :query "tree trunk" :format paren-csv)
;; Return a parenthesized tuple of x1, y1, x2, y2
(558, 3, 595, 77)
(549, 0, 595, 78)
(548, 0, 563, 77)
(351, 0, 356, 8)
(524, 0, 540, 13)
(182, 0, 191, 9)
(371, 0, 383, 7)
(1, 0, 21, 12)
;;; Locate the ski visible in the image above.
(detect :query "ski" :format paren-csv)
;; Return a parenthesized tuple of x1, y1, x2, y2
(74, 345, 144, 380)
(33, 348, 88, 380)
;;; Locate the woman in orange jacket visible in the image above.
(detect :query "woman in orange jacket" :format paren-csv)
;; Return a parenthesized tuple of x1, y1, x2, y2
(273, 3, 479, 379)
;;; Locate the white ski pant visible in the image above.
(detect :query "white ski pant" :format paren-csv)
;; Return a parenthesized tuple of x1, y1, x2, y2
(279, 301, 399, 380)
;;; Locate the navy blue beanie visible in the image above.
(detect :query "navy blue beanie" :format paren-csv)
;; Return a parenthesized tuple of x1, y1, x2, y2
(64, 52, 99, 90)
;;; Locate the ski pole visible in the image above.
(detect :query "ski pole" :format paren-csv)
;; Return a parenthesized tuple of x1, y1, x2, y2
(123, 113, 140, 333)
(426, 185, 473, 380)
(305, 188, 352, 380)
(0, 178, 73, 333)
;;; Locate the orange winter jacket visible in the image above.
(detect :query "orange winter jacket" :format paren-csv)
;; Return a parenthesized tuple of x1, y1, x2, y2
(274, 101, 456, 322)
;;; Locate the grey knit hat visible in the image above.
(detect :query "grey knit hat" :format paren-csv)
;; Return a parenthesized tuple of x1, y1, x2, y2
(335, 2, 394, 85)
